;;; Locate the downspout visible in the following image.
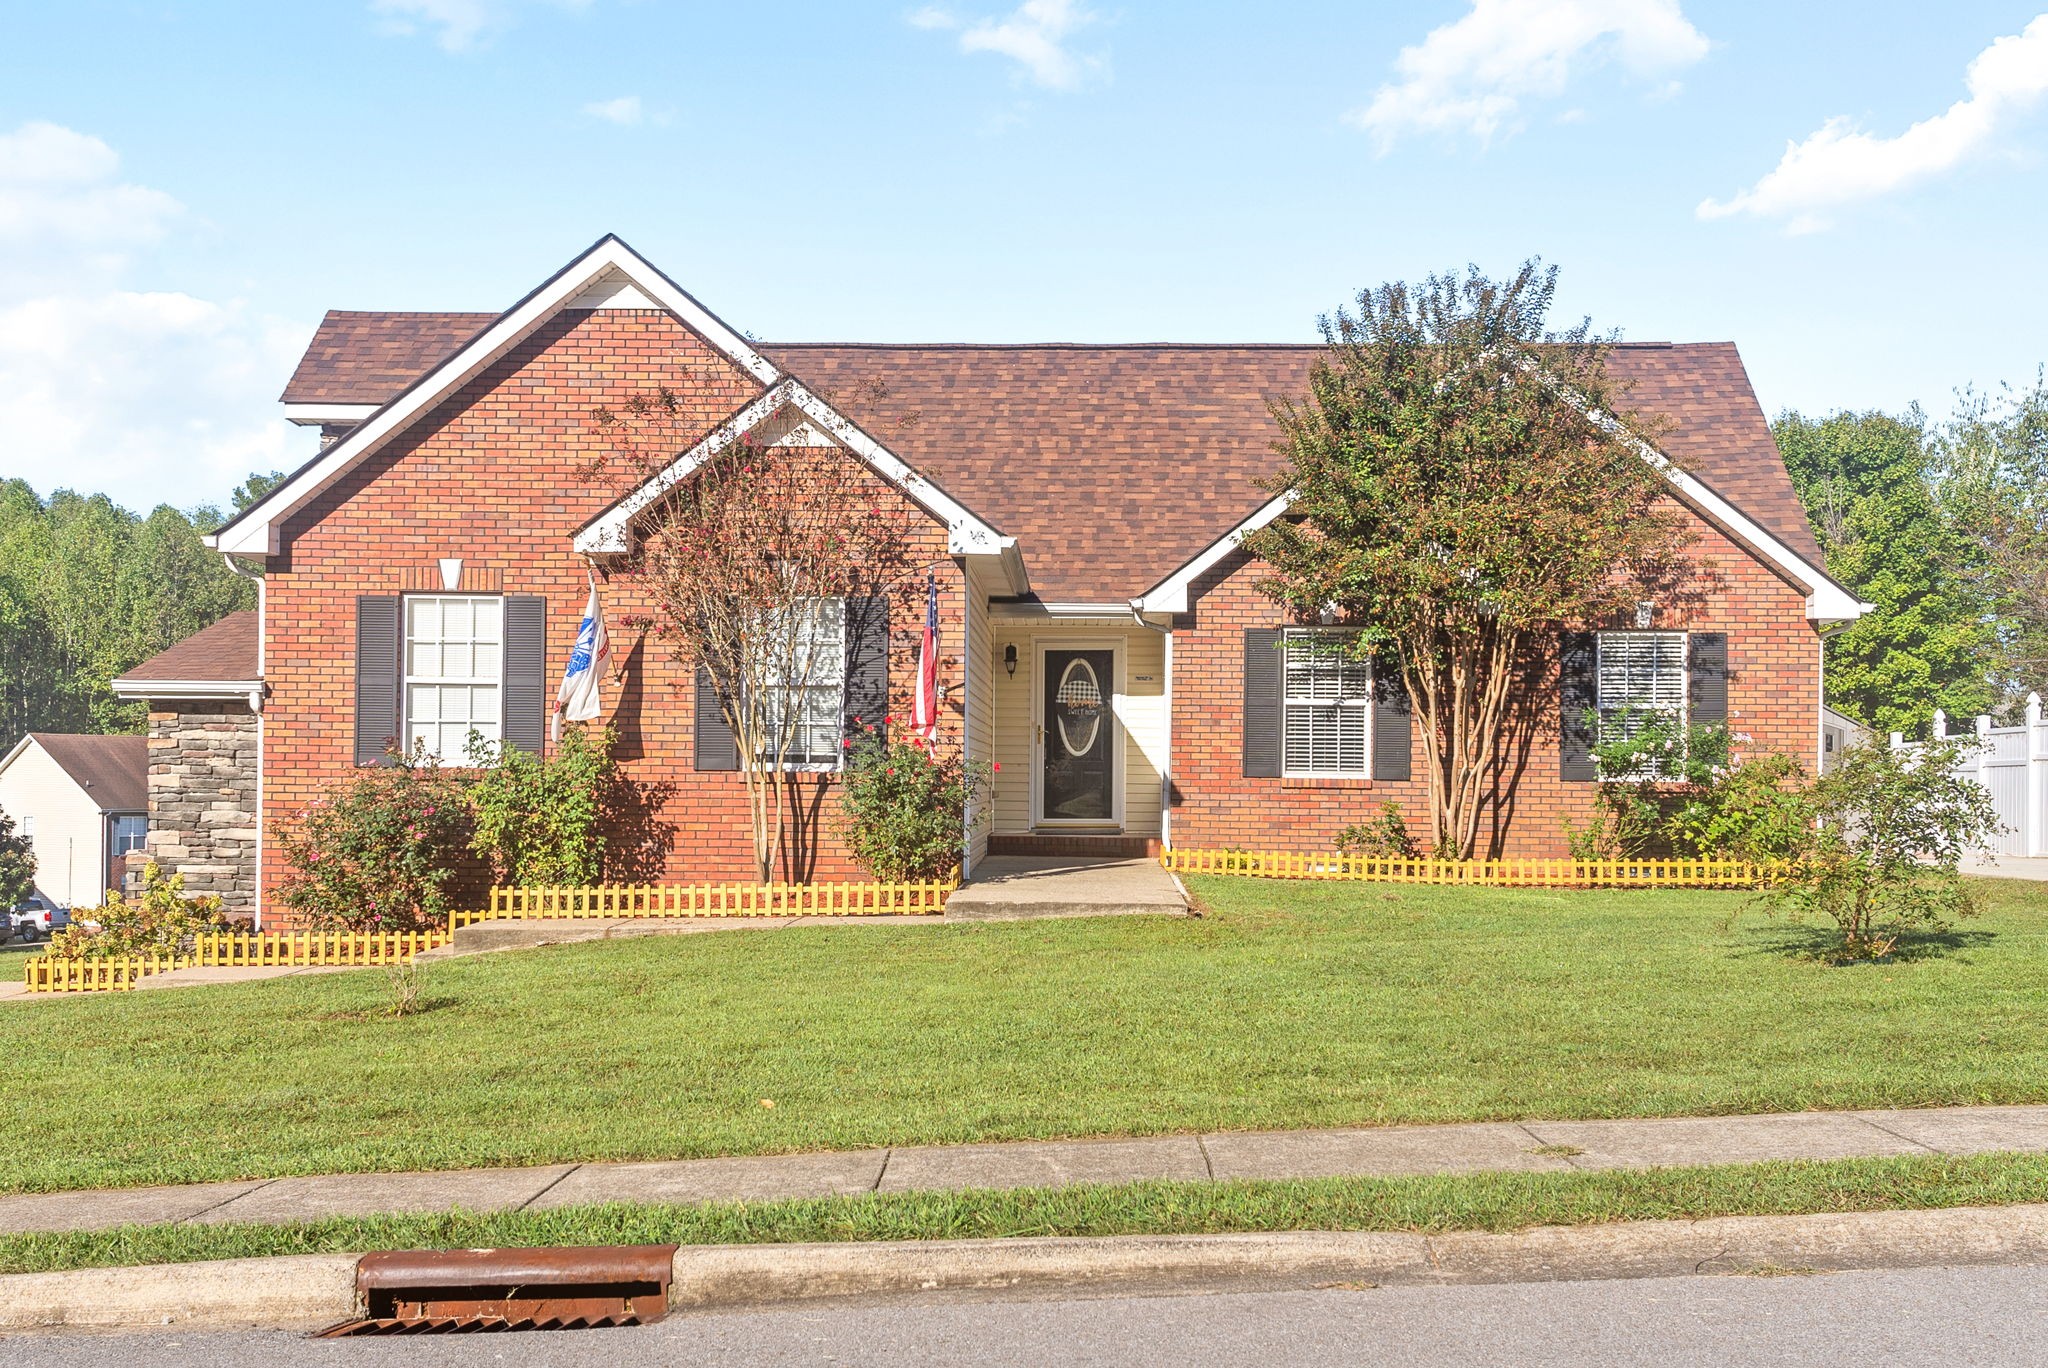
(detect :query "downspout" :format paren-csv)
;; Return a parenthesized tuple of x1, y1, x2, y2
(221, 553, 266, 930)
(1128, 604, 1172, 852)
(961, 561, 975, 881)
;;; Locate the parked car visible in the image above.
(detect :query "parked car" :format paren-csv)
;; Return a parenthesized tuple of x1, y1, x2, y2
(5, 896, 67, 943)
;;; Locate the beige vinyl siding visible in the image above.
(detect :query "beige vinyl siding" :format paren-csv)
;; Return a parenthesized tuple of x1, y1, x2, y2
(986, 617, 1165, 837)
(962, 561, 1000, 870)
(0, 740, 112, 909)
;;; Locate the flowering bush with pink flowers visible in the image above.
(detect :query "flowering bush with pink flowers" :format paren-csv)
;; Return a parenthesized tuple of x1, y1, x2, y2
(836, 722, 992, 881)
(273, 743, 472, 931)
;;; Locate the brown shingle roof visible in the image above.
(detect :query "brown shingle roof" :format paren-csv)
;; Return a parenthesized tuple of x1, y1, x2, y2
(274, 313, 1823, 600)
(26, 734, 146, 812)
(281, 311, 497, 404)
(770, 341, 1824, 598)
(116, 611, 260, 685)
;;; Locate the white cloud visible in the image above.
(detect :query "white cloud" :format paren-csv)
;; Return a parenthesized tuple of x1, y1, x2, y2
(371, 0, 592, 53)
(583, 95, 643, 126)
(0, 121, 304, 512)
(1700, 15, 2048, 232)
(912, 0, 1105, 91)
(1352, 0, 1710, 150)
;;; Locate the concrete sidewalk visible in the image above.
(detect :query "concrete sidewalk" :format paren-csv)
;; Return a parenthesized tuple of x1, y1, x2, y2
(4, 1104, 2045, 1238)
(946, 856, 1189, 921)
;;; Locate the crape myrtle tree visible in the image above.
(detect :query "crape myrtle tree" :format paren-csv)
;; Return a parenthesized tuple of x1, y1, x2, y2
(0, 805, 34, 908)
(589, 390, 921, 882)
(1244, 262, 1692, 859)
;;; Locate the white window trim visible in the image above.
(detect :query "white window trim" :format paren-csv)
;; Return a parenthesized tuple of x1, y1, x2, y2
(1281, 627, 1375, 780)
(755, 596, 848, 773)
(402, 593, 507, 764)
(1594, 629, 1689, 779)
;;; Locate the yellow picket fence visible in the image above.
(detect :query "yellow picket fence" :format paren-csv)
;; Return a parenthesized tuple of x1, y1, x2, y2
(454, 878, 958, 926)
(192, 930, 449, 967)
(21, 954, 188, 993)
(20, 930, 451, 993)
(1162, 849, 1774, 889)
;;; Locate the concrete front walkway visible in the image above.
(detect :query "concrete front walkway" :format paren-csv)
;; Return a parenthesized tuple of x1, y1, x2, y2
(4, 1104, 2045, 1238)
(1964, 854, 2048, 881)
(0, 964, 353, 1005)
(947, 856, 1189, 920)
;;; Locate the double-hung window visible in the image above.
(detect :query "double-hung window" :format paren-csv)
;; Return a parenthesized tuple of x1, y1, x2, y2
(1595, 631, 1686, 774)
(759, 597, 845, 769)
(405, 595, 504, 762)
(1281, 628, 1373, 777)
(111, 815, 147, 855)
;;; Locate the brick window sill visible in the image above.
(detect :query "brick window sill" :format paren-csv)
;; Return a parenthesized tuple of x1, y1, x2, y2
(1281, 776, 1376, 790)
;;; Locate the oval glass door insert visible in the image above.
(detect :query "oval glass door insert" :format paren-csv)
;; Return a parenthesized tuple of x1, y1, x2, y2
(1055, 658, 1104, 756)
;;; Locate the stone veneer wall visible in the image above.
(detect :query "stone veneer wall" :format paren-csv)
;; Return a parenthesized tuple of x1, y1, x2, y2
(143, 700, 259, 916)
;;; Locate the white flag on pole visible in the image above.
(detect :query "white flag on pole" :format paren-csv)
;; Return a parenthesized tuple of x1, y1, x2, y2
(552, 581, 611, 743)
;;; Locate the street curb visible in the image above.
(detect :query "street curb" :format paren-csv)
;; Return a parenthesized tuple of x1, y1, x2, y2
(4, 1203, 2047, 1332)
(0, 1254, 358, 1332)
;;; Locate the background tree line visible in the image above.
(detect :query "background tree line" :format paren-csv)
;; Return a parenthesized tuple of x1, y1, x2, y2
(0, 471, 280, 754)
(1774, 372, 2048, 736)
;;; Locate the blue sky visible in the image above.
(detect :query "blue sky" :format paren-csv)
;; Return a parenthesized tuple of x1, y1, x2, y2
(2, 1, 2045, 512)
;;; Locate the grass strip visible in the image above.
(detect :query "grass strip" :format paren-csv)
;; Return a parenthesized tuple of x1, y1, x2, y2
(6, 1152, 2048, 1276)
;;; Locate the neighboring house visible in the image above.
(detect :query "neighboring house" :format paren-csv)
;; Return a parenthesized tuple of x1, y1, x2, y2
(110, 611, 263, 919)
(0, 733, 147, 909)
(1820, 704, 1870, 774)
(151, 236, 1863, 924)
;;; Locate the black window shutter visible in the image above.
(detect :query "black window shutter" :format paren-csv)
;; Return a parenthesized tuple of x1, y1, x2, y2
(1242, 628, 1283, 778)
(354, 596, 401, 767)
(842, 595, 890, 749)
(694, 663, 739, 772)
(1688, 632, 1729, 727)
(1372, 654, 1413, 782)
(501, 595, 547, 755)
(1560, 631, 1598, 782)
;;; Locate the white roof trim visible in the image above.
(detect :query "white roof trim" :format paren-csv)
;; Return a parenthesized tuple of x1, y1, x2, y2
(209, 235, 782, 558)
(110, 678, 264, 704)
(1134, 374, 1872, 626)
(1131, 492, 1294, 615)
(573, 378, 1018, 573)
(282, 403, 378, 427)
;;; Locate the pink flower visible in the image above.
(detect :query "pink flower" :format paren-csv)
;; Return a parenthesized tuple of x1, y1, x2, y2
(992, 763, 1001, 772)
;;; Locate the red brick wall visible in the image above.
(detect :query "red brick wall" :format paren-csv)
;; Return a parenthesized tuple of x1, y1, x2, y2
(1168, 506, 1823, 858)
(261, 309, 965, 921)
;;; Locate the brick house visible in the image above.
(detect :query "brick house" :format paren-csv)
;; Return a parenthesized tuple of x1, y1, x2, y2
(137, 237, 1863, 924)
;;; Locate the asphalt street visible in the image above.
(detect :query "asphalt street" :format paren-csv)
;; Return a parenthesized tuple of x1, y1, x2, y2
(6, 1263, 2044, 1367)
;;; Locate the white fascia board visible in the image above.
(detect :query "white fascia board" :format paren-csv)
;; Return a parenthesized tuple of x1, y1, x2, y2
(281, 403, 379, 427)
(574, 379, 1013, 565)
(110, 678, 264, 704)
(1133, 491, 1295, 615)
(0, 734, 32, 776)
(209, 235, 783, 559)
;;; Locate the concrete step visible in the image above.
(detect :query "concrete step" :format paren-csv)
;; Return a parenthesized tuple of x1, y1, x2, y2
(947, 856, 1189, 922)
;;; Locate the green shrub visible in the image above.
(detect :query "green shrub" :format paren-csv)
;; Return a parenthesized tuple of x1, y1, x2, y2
(1335, 802, 1417, 858)
(1759, 736, 2002, 961)
(464, 725, 615, 886)
(47, 862, 229, 959)
(837, 726, 992, 881)
(1570, 711, 1809, 861)
(0, 805, 33, 909)
(272, 746, 472, 931)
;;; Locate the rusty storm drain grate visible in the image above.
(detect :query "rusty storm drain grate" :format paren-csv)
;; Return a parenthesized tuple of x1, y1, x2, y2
(316, 1243, 678, 1337)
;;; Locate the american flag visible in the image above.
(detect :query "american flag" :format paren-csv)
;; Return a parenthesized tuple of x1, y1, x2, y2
(913, 573, 939, 745)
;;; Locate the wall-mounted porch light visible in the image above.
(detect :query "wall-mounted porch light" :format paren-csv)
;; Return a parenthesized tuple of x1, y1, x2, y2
(1003, 643, 1018, 677)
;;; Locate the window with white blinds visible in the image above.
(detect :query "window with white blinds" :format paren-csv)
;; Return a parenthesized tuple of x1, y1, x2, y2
(759, 597, 845, 768)
(1282, 629, 1373, 777)
(404, 595, 504, 762)
(1595, 631, 1686, 743)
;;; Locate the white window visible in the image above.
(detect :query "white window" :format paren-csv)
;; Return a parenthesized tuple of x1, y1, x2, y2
(20, 815, 32, 840)
(759, 598, 845, 769)
(1595, 630, 1687, 746)
(111, 815, 147, 855)
(405, 595, 504, 762)
(1282, 629, 1373, 777)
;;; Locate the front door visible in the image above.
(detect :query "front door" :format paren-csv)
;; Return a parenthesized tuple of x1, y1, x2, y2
(1040, 648, 1116, 824)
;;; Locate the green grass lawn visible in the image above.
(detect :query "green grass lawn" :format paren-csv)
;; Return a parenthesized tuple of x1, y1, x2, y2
(3, 877, 2043, 1196)
(7, 1152, 2048, 1274)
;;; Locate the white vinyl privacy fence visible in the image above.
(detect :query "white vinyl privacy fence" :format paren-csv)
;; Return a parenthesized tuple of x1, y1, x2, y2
(1890, 694, 2048, 858)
